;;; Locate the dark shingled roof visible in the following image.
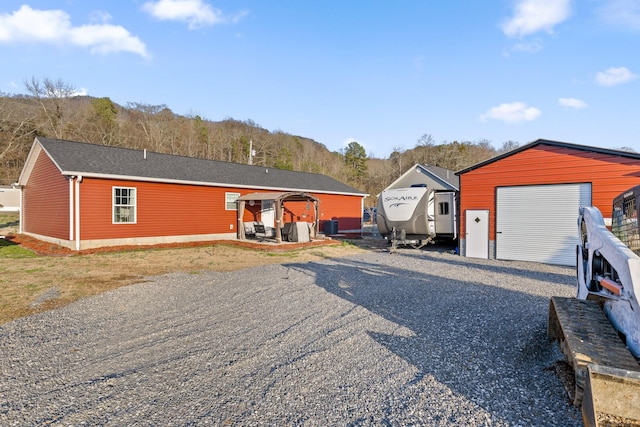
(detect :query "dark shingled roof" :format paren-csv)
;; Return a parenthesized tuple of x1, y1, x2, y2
(35, 137, 365, 195)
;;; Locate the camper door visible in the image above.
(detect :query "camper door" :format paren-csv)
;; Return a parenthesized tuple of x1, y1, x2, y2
(434, 192, 456, 236)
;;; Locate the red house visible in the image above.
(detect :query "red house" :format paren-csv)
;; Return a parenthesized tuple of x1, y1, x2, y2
(17, 137, 367, 250)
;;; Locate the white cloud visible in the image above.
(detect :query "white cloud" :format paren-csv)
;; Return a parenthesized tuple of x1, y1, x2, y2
(89, 10, 113, 24)
(558, 97, 587, 108)
(71, 24, 148, 56)
(502, 0, 572, 37)
(596, 66, 637, 86)
(511, 40, 543, 53)
(596, 0, 640, 31)
(230, 10, 250, 24)
(142, 0, 224, 29)
(72, 88, 89, 97)
(479, 102, 541, 123)
(0, 5, 148, 57)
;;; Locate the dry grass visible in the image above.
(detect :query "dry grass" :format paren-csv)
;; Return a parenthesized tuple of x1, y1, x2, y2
(0, 213, 366, 325)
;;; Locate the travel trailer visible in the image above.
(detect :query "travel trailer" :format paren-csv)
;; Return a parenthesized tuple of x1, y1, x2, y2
(376, 184, 457, 250)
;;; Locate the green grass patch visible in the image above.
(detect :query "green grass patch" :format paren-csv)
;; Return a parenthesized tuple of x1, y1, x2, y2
(340, 240, 358, 248)
(25, 283, 42, 292)
(266, 251, 299, 258)
(0, 212, 19, 228)
(0, 241, 37, 258)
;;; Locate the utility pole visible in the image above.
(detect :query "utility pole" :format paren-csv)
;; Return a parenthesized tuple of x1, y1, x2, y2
(248, 140, 256, 165)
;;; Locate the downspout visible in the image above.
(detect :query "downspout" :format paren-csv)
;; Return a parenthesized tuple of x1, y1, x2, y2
(69, 177, 75, 241)
(17, 183, 23, 234)
(313, 199, 319, 239)
(75, 176, 82, 251)
(361, 196, 365, 237)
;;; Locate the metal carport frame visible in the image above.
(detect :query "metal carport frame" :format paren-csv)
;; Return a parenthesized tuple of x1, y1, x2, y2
(236, 191, 320, 243)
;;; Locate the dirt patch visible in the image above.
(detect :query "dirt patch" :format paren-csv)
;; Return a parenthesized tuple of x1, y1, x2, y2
(0, 225, 383, 325)
(5, 233, 343, 256)
(0, 212, 19, 236)
(0, 211, 392, 324)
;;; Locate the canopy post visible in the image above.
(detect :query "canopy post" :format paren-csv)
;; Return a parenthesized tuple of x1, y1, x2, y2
(237, 200, 246, 239)
(275, 201, 283, 242)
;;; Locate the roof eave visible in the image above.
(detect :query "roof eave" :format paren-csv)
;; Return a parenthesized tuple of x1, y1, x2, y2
(61, 171, 368, 197)
(456, 138, 640, 175)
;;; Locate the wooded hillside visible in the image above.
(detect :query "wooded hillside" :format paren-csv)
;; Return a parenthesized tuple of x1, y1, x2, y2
(0, 78, 519, 205)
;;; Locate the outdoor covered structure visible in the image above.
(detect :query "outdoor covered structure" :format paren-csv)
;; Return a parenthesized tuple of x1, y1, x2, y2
(237, 191, 320, 243)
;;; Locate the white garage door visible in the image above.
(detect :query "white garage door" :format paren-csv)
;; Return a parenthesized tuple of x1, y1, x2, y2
(496, 183, 592, 266)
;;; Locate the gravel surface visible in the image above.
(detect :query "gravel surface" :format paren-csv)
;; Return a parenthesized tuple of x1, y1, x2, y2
(0, 248, 582, 426)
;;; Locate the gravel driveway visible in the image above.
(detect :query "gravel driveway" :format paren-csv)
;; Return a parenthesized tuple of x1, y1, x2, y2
(0, 248, 582, 426)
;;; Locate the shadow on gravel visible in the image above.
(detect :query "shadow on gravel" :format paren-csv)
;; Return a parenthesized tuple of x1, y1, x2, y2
(402, 248, 576, 287)
(287, 253, 581, 426)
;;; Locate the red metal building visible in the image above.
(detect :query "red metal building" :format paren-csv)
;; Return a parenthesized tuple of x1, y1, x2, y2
(17, 137, 366, 250)
(457, 139, 640, 265)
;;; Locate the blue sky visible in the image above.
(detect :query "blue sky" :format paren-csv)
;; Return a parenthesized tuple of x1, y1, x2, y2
(0, 0, 638, 158)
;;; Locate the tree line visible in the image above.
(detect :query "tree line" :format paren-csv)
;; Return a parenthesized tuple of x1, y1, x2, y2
(1, 78, 520, 205)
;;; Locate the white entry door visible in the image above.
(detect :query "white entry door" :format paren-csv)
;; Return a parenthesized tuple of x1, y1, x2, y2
(465, 210, 489, 259)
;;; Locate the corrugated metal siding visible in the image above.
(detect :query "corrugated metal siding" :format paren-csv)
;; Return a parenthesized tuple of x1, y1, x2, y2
(496, 184, 591, 265)
(459, 144, 640, 241)
(23, 151, 69, 238)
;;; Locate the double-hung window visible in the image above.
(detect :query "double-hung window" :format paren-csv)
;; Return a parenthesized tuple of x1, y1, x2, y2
(226, 192, 240, 210)
(113, 187, 136, 223)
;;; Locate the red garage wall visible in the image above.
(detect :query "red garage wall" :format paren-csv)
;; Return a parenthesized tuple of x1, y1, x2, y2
(459, 143, 640, 241)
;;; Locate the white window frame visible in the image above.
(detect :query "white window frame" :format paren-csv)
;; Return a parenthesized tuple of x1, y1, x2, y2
(113, 187, 137, 224)
(226, 192, 240, 210)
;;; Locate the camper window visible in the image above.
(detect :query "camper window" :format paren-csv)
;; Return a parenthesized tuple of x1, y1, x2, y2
(438, 202, 449, 215)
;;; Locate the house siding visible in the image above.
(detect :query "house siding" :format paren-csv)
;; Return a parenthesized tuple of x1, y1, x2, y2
(459, 143, 640, 256)
(316, 193, 362, 231)
(280, 200, 317, 224)
(72, 178, 361, 243)
(79, 179, 259, 240)
(22, 151, 69, 239)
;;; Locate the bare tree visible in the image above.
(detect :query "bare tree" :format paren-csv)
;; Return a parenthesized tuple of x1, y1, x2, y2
(24, 77, 76, 139)
(0, 96, 38, 181)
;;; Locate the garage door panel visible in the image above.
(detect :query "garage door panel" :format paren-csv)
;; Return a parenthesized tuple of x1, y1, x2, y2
(496, 184, 591, 266)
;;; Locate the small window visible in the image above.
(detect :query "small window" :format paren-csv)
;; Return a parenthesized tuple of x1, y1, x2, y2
(438, 202, 449, 216)
(226, 192, 240, 210)
(113, 187, 136, 223)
